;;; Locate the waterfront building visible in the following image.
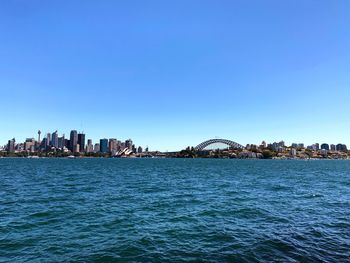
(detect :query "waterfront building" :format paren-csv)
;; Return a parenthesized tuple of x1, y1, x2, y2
(298, 143, 304, 149)
(94, 143, 100, 153)
(137, 146, 143, 153)
(290, 148, 297, 157)
(321, 144, 330, 151)
(78, 133, 85, 152)
(25, 138, 35, 152)
(70, 130, 78, 152)
(125, 139, 133, 151)
(270, 141, 285, 151)
(109, 139, 118, 153)
(58, 135, 65, 149)
(7, 138, 15, 152)
(330, 144, 336, 151)
(310, 144, 318, 151)
(336, 144, 347, 152)
(86, 139, 93, 153)
(100, 139, 108, 153)
(51, 131, 59, 148)
(16, 143, 24, 152)
(46, 133, 51, 148)
(40, 138, 47, 151)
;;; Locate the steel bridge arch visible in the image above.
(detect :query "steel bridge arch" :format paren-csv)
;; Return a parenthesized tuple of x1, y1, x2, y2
(194, 139, 244, 151)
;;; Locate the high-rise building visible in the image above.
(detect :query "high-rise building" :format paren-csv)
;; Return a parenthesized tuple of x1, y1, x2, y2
(320, 143, 329, 151)
(336, 144, 347, 152)
(46, 133, 51, 148)
(125, 139, 133, 150)
(41, 138, 47, 150)
(51, 131, 59, 148)
(94, 143, 100, 153)
(7, 138, 15, 152)
(86, 139, 93, 153)
(70, 130, 78, 152)
(100, 139, 108, 153)
(330, 144, 336, 151)
(315, 143, 320, 151)
(58, 135, 65, 149)
(78, 133, 85, 152)
(25, 138, 35, 151)
(109, 139, 117, 152)
(137, 146, 143, 153)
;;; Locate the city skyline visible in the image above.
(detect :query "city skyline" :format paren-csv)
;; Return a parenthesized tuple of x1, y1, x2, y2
(3, 128, 144, 156)
(1, 1, 350, 151)
(3, 128, 350, 160)
(2, 127, 350, 153)
(1, 127, 348, 154)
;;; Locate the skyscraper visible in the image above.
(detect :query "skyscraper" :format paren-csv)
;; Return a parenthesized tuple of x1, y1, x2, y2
(86, 139, 93, 153)
(65, 139, 70, 149)
(58, 135, 65, 149)
(109, 138, 117, 152)
(78, 133, 85, 152)
(41, 138, 47, 151)
(46, 133, 51, 148)
(94, 143, 100, 153)
(70, 130, 78, 152)
(125, 139, 133, 150)
(25, 138, 35, 151)
(7, 138, 15, 152)
(51, 130, 59, 148)
(100, 139, 108, 153)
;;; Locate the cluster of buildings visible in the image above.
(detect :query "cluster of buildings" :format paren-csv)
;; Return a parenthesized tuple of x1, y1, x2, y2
(245, 141, 349, 159)
(2, 130, 147, 156)
(247, 141, 348, 153)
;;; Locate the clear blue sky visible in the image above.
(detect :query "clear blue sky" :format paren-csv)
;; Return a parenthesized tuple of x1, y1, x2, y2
(1, 0, 350, 151)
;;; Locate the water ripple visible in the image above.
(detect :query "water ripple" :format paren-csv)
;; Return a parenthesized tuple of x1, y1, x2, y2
(1, 158, 350, 262)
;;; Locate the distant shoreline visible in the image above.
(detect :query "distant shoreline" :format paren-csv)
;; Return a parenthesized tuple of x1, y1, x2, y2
(1, 156, 349, 160)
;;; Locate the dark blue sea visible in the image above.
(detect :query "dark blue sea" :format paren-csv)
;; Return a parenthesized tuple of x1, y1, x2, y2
(1, 158, 350, 262)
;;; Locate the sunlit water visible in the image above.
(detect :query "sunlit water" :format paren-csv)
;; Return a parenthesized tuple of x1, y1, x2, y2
(1, 158, 350, 262)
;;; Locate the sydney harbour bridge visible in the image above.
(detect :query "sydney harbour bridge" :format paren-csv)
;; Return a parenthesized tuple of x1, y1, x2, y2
(194, 139, 244, 151)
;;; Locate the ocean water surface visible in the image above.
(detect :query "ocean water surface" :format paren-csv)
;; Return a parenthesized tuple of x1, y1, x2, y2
(0, 158, 350, 262)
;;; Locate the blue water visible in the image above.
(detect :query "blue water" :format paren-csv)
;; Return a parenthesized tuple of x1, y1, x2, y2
(1, 158, 350, 262)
